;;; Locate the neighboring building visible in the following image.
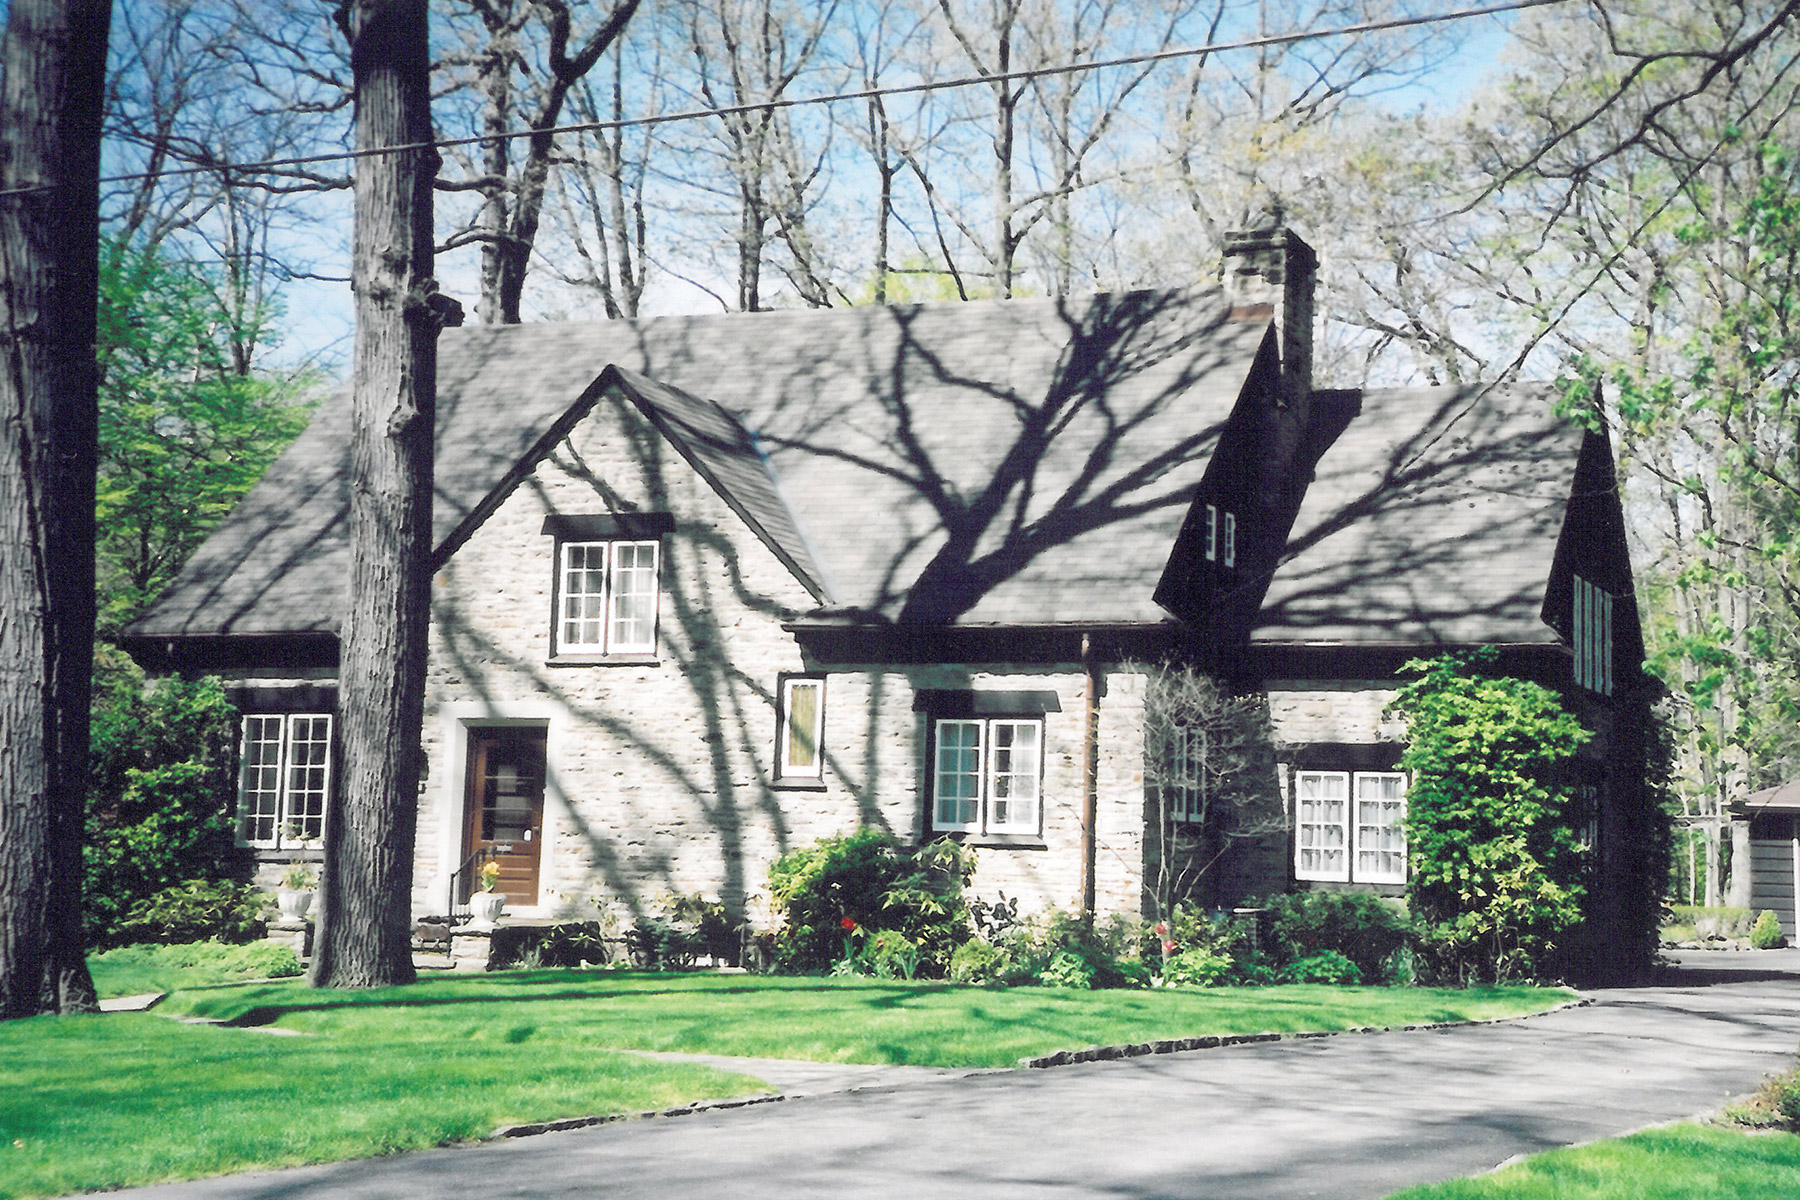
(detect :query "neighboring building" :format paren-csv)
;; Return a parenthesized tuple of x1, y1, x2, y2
(123, 226, 1654, 975)
(1729, 781, 1800, 937)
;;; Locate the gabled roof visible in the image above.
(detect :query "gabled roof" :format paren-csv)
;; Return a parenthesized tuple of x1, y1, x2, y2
(1254, 383, 1586, 647)
(129, 288, 1267, 641)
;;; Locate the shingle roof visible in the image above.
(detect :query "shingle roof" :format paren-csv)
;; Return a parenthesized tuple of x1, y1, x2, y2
(1254, 383, 1584, 647)
(129, 288, 1266, 639)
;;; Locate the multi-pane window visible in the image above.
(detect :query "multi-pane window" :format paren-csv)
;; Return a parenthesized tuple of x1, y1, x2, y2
(237, 714, 333, 848)
(932, 718, 1042, 835)
(1202, 503, 1237, 568)
(777, 676, 825, 781)
(1162, 724, 1208, 823)
(1295, 770, 1407, 884)
(558, 539, 659, 655)
(1572, 575, 1614, 696)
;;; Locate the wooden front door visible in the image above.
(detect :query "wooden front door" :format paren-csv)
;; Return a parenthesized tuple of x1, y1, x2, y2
(463, 728, 547, 906)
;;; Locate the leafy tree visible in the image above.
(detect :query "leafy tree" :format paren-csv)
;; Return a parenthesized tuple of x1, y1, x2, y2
(1388, 652, 1592, 984)
(84, 648, 247, 949)
(95, 240, 316, 633)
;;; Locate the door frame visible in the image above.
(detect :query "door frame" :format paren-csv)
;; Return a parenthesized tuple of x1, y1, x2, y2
(436, 705, 564, 918)
(462, 726, 549, 906)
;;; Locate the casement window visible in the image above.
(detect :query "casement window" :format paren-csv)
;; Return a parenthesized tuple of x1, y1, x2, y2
(1202, 503, 1237, 568)
(1295, 770, 1407, 884)
(556, 539, 660, 655)
(776, 675, 826, 782)
(1572, 575, 1614, 696)
(237, 713, 333, 849)
(915, 690, 1058, 839)
(1161, 724, 1209, 823)
(932, 718, 1043, 835)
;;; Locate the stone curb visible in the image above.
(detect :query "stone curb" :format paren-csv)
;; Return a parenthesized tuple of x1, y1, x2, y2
(1017, 996, 1595, 1069)
(492, 1093, 785, 1139)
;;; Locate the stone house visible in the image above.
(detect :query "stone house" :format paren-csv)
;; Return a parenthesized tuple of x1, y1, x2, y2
(123, 227, 1650, 965)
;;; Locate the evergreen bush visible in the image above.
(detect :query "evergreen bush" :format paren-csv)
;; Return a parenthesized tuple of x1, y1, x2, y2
(1751, 909, 1786, 949)
(767, 830, 972, 975)
(1265, 892, 1410, 984)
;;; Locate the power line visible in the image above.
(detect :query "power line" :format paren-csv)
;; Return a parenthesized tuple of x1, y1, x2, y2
(1, 0, 1566, 200)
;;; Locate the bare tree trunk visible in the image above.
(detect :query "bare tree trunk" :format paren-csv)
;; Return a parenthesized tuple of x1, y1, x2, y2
(0, 0, 109, 1019)
(313, 0, 460, 989)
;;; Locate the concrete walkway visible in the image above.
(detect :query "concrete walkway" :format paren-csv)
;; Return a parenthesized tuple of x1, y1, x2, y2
(95, 964, 1800, 1200)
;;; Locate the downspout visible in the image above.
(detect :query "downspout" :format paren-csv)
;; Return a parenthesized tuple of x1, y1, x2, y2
(1080, 631, 1100, 920)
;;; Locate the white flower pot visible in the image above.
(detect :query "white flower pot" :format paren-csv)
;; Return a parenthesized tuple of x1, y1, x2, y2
(469, 891, 506, 929)
(276, 889, 313, 922)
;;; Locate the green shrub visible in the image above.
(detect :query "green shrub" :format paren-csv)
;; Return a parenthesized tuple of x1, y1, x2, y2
(85, 658, 250, 949)
(1672, 905, 1755, 939)
(112, 879, 266, 946)
(1038, 948, 1096, 989)
(1389, 652, 1592, 983)
(949, 938, 1003, 984)
(1752, 910, 1787, 950)
(1727, 1067, 1800, 1130)
(1280, 950, 1363, 985)
(1265, 892, 1410, 984)
(1161, 946, 1236, 987)
(767, 830, 972, 975)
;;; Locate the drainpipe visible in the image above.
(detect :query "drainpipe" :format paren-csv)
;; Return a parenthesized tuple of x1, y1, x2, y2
(1080, 632, 1100, 920)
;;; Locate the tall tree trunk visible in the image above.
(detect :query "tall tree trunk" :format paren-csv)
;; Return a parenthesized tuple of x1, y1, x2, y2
(313, 0, 459, 989)
(0, 0, 109, 1019)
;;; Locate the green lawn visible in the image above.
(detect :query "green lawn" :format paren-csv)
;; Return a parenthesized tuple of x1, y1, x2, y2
(0, 969, 1571, 1200)
(158, 969, 1571, 1068)
(1384, 1124, 1800, 1199)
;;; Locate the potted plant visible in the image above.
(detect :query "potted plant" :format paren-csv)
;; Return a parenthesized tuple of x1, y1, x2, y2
(276, 861, 315, 923)
(469, 860, 506, 928)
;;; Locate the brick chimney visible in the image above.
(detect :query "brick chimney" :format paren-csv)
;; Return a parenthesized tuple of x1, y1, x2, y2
(1221, 221, 1317, 411)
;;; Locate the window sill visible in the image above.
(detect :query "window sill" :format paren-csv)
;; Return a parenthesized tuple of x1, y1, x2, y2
(772, 778, 829, 792)
(932, 831, 1047, 851)
(545, 654, 660, 668)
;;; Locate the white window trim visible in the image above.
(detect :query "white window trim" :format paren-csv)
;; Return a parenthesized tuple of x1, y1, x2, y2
(777, 676, 826, 780)
(236, 713, 333, 850)
(931, 716, 1044, 836)
(1353, 771, 1408, 885)
(557, 538, 661, 656)
(1294, 770, 1350, 882)
(1295, 769, 1407, 884)
(1222, 511, 1237, 569)
(1203, 504, 1218, 562)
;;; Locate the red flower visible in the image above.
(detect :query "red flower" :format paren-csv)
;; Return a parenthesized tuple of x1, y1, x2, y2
(1163, 940, 1177, 954)
(840, 917, 858, 931)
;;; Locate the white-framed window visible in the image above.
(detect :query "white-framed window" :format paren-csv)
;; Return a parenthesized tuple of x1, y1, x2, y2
(1572, 574, 1613, 696)
(1222, 511, 1238, 569)
(1202, 503, 1237, 568)
(932, 717, 1043, 835)
(557, 538, 660, 655)
(1204, 504, 1219, 561)
(237, 713, 333, 849)
(776, 675, 825, 781)
(1295, 769, 1407, 884)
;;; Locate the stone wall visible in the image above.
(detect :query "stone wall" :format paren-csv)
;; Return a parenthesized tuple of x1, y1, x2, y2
(415, 386, 1157, 927)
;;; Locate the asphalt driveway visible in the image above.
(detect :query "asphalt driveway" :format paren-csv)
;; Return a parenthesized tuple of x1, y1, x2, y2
(101, 965, 1800, 1200)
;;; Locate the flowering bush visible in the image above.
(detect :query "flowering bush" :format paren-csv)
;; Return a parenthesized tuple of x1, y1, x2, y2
(476, 860, 502, 893)
(767, 830, 972, 975)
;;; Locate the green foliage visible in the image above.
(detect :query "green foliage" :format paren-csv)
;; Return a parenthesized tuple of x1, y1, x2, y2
(1265, 892, 1411, 985)
(1751, 910, 1786, 950)
(89, 940, 301, 996)
(948, 938, 1004, 984)
(1161, 947, 1236, 987)
(95, 240, 317, 633)
(1727, 1067, 1800, 1132)
(1389, 652, 1592, 983)
(112, 880, 268, 947)
(767, 830, 973, 975)
(1280, 950, 1363, 985)
(1668, 904, 1752, 939)
(85, 652, 249, 949)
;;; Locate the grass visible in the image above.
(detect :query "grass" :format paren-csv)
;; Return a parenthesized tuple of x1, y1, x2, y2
(157, 969, 1573, 1068)
(0, 969, 1573, 1199)
(88, 941, 302, 997)
(1383, 1124, 1800, 1199)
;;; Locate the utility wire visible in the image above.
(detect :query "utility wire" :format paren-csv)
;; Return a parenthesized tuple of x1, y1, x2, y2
(0, 0, 1566, 200)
